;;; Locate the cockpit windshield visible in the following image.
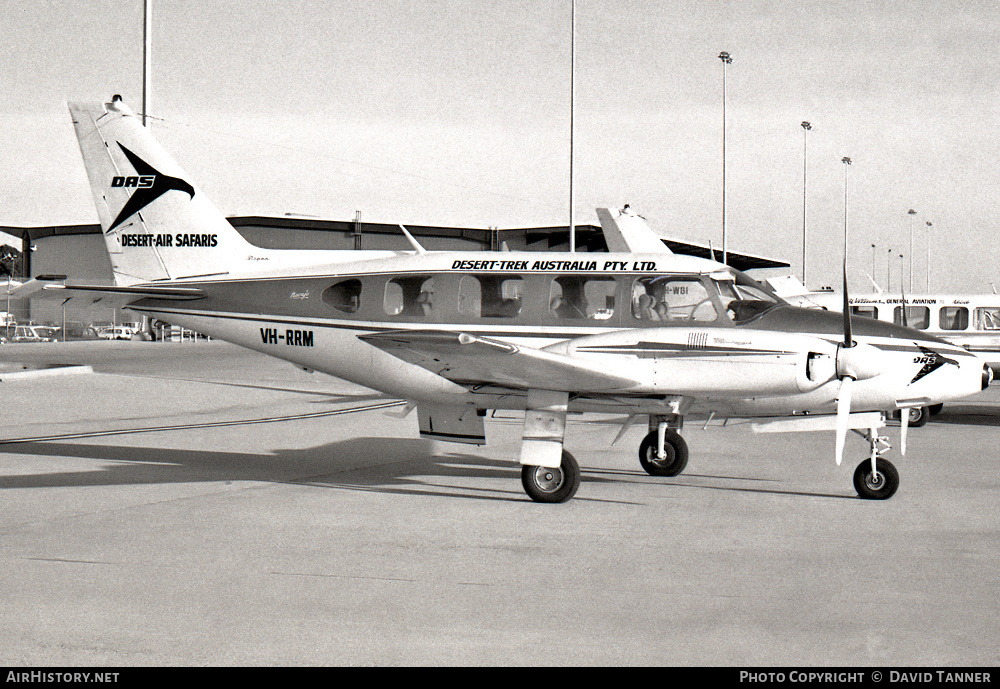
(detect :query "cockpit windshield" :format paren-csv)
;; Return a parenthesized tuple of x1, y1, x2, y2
(713, 269, 784, 323)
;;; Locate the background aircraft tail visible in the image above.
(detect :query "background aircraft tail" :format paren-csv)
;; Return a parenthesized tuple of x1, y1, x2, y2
(69, 97, 256, 285)
(596, 207, 673, 254)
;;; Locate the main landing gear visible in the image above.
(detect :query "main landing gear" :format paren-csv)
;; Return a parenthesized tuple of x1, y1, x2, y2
(521, 450, 580, 503)
(892, 406, 929, 427)
(638, 428, 689, 476)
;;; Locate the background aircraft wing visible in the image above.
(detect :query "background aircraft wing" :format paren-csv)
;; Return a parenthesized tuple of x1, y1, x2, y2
(360, 329, 641, 391)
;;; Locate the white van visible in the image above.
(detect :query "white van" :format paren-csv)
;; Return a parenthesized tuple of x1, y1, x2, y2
(13, 325, 56, 343)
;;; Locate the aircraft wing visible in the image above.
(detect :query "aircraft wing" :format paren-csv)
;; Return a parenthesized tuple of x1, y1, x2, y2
(359, 329, 641, 391)
(10, 279, 205, 307)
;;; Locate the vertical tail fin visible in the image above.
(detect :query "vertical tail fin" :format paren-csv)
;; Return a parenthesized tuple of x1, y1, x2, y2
(69, 97, 254, 285)
(596, 207, 673, 254)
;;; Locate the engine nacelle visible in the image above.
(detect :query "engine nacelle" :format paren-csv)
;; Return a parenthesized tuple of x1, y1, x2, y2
(553, 327, 842, 397)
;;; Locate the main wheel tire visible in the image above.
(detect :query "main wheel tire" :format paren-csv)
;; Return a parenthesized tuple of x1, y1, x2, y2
(907, 406, 929, 427)
(521, 450, 580, 503)
(638, 429, 689, 477)
(853, 458, 900, 500)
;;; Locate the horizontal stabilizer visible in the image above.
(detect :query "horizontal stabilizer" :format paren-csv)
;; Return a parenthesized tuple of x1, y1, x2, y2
(10, 279, 205, 307)
(360, 329, 640, 392)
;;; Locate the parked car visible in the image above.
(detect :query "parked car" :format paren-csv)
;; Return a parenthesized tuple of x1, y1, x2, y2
(12, 325, 57, 343)
(97, 326, 134, 340)
(59, 325, 102, 341)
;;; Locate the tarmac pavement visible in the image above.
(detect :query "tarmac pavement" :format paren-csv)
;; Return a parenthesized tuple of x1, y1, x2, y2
(1, 340, 998, 666)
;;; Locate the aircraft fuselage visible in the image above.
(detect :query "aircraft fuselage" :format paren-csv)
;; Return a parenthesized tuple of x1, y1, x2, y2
(124, 250, 988, 420)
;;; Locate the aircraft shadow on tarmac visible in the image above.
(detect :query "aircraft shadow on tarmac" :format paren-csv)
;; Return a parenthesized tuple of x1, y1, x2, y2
(0, 437, 544, 503)
(0, 436, 859, 503)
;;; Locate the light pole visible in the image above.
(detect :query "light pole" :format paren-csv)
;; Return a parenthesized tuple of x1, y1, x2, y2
(925, 221, 932, 292)
(871, 243, 876, 293)
(907, 209, 917, 291)
(899, 253, 905, 293)
(887, 247, 892, 291)
(143, 0, 152, 128)
(568, 0, 576, 253)
(719, 51, 732, 266)
(842, 157, 851, 294)
(801, 121, 811, 286)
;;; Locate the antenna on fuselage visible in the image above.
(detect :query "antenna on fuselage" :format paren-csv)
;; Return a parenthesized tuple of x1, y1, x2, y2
(398, 225, 427, 254)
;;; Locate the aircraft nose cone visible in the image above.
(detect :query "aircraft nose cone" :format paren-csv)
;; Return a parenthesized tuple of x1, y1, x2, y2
(984, 364, 994, 391)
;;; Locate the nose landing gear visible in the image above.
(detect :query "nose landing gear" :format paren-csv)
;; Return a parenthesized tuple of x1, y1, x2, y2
(852, 427, 899, 500)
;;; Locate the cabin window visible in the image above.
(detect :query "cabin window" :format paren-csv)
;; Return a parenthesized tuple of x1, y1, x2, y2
(939, 307, 969, 331)
(975, 307, 1000, 330)
(851, 305, 878, 319)
(384, 276, 435, 317)
(458, 275, 523, 318)
(893, 306, 929, 329)
(632, 276, 718, 322)
(549, 276, 616, 320)
(322, 279, 362, 313)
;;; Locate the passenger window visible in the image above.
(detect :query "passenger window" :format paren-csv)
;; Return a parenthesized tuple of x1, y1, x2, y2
(938, 307, 968, 331)
(975, 307, 1000, 330)
(893, 306, 929, 329)
(458, 275, 523, 318)
(384, 276, 434, 317)
(632, 276, 718, 322)
(322, 279, 362, 313)
(851, 305, 878, 319)
(549, 276, 616, 320)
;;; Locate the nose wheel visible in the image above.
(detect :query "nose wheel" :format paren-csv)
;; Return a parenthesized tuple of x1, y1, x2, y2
(851, 425, 899, 499)
(853, 457, 899, 500)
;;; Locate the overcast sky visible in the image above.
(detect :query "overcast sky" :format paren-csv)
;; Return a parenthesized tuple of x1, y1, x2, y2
(2, 0, 999, 293)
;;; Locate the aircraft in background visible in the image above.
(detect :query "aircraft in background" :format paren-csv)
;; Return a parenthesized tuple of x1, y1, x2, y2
(770, 278, 1000, 425)
(13, 97, 993, 503)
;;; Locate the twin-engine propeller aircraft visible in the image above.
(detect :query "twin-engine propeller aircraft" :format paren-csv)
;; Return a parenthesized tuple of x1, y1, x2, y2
(15, 97, 992, 503)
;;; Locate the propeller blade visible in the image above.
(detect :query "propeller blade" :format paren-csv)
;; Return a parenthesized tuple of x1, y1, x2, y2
(835, 376, 853, 466)
(840, 156, 853, 348)
(900, 285, 909, 328)
(900, 407, 909, 456)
